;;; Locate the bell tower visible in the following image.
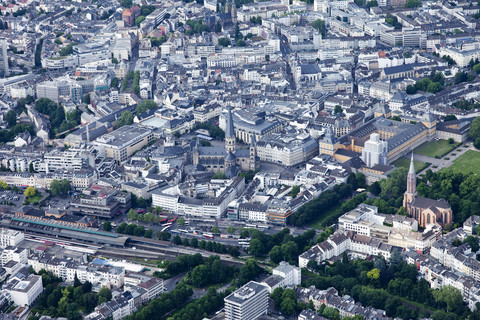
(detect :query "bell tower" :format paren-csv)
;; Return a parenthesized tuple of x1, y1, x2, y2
(249, 134, 257, 171)
(225, 105, 236, 154)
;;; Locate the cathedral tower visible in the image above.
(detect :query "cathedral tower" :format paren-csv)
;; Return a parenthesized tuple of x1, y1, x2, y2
(225, 105, 236, 154)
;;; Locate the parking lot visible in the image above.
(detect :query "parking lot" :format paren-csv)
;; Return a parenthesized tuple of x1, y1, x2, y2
(0, 190, 24, 206)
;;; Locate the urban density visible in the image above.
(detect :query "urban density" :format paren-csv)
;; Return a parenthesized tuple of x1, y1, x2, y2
(2, 0, 480, 319)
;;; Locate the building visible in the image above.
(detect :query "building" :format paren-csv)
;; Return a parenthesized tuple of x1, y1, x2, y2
(0, 41, 9, 77)
(5, 274, 43, 307)
(403, 154, 453, 228)
(0, 229, 24, 249)
(93, 125, 154, 164)
(224, 281, 269, 320)
(361, 133, 388, 167)
(256, 132, 318, 167)
(261, 261, 301, 293)
(193, 106, 256, 176)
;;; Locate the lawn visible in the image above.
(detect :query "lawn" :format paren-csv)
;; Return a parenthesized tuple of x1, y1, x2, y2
(309, 203, 342, 229)
(414, 139, 459, 158)
(23, 193, 43, 205)
(392, 158, 429, 173)
(447, 150, 480, 175)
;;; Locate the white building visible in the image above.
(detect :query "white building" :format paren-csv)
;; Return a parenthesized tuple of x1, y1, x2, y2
(0, 229, 24, 249)
(5, 275, 43, 307)
(224, 281, 269, 320)
(362, 133, 388, 167)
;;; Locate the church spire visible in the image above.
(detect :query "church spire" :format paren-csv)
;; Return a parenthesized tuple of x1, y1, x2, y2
(406, 152, 417, 195)
(225, 106, 236, 153)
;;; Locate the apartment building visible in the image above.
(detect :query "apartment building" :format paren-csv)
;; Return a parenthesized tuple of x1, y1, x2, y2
(0, 229, 24, 249)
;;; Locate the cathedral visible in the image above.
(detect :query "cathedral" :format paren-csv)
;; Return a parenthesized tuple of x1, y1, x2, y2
(403, 154, 453, 228)
(193, 106, 257, 177)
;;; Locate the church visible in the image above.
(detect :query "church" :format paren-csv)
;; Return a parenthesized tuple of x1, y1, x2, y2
(403, 154, 453, 228)
(193, 106, 257, 177)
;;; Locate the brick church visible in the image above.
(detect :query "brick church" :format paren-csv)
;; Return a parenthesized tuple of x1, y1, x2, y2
(403, 154, 453, 228)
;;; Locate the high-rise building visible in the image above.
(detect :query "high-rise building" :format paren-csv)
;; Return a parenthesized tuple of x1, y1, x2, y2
(0, 41, 9, 77)
(224, 281, 268, 320)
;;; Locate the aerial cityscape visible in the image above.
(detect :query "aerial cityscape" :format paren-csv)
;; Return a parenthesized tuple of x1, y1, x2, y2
(2, 0, 480, 319)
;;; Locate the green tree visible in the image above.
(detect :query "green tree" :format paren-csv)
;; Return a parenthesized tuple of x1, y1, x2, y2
(136, 99, 157, 114)
(98, 287, 112, 305)
(432, 285, 463, 313)
(312, 19, 326, 35)
(226, 225, 235, 234)
(218, 37, 231, 47)
(334, 105, 343, 114)
(24, 186, 37, 198)
(406, 85, 417, 94)
(135, 15, 145, 27)
(5, 110, 17, 127)
(177, 217, 186, 226)
(469, 117, 480, 139)
(211, 225, 220, 234)
(280, 298, 296, 316)
(117, 110, 133, 128)
(249, 239, 264, 256)
(0, 180, 8, 190)
(111, 77, 119, 88)
(49, 179, 71, 197)
(290, 185, 300, 198)
(444, 115, 457, 121)
(405, 0, 421, 7)
(103, 221, 112, 231)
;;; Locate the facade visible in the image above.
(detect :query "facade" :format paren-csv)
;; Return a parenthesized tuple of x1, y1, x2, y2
(224, 281, 269, 320)
(403, 154, 453, 228)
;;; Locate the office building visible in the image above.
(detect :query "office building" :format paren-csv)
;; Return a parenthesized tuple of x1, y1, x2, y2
(224, 281, 269, 320)
(0, 41, 9, 77)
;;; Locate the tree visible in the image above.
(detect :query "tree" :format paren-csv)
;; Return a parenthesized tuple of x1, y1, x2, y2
(334, 105, 343, 114)
(103, 221, 112, 231)
(5, 110, 17, 127)
(444, 115, 457, 121)
(370, 181, 381, 196)
(469, 117, 480, 140)
(135, 15, 145, 27)
(226, 225, 235, 234)
(405, 0, 421, 7)
(49, 179, 71, 197)
(474, 63, 480, 74)
(177, 217, 186, 226)
(111, 77, 119, 88)
(367, 268, 380, 280)
(173, 235, 182, 245)
(136, 100, 157, 114)
(211, 225, 220, 234)
(236, 39, 246, 47)
(112, 57, 118, 64)
(0, 180, 8, 190)
(144, 229, 153, 238)
(249, 239, 264, 257)
(218, 37, 231, 47)
(117, 110, 133, 128)
(311, 19, 326, 35)
(464, 235, 479, 252)
(24, 186, 37, 198)
(406, 85, 417, 94)
(290, 185, 300, 198)
(98, 287, 112, 304)
(280, 298, 296, 316)
(432, 285, 463, 313)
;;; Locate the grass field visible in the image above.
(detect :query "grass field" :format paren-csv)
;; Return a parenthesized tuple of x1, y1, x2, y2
(414, 139, 459, 158)
(23, 193, 43, 205)
(447, 150, 480, 175)
(309, 203, 342, 229)
(392, 158, 429, 173)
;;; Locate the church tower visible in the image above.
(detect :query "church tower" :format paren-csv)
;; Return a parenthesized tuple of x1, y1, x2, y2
(193, 137, 200, 166)
(249, 134, 257, 171)
(231, 0, 237, 24)
(225, 105, 236, 154)
(403, 153, 417, 214)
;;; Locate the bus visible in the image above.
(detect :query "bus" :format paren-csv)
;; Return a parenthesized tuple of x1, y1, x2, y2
(137, 209, 146, 214)
(160, 218, 168, 224)
(203, 233, 214, 239)
(161, 224, 172, 232)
